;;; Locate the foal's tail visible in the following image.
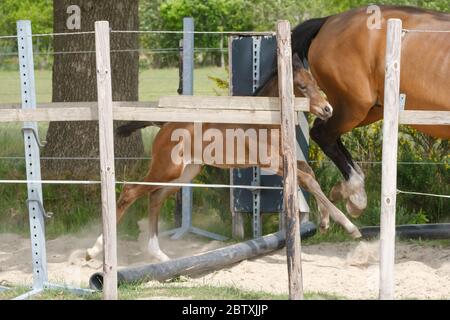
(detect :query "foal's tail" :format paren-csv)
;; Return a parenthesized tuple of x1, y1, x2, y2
(116, 121, 164, 137)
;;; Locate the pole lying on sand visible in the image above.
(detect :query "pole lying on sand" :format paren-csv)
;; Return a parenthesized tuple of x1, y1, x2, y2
(89, 222, 316, 290)
(361, 223, 450, 240)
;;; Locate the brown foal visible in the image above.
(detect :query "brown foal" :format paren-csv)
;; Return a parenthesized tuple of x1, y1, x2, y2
(86, 54, 361, 262)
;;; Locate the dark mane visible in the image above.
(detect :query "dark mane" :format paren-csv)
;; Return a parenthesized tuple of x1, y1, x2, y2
(253, 16, 329, 96)
(292, 16, 329, 64)
(252, 69, 277, 97)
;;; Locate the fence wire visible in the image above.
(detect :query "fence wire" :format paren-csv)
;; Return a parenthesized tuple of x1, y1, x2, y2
(0, 27, 448, 201)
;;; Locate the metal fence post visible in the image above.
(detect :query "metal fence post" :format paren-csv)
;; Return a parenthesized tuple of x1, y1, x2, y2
(17, 19, 48, 294)
(11, 21, 96, 300)
(252, 36, 262, 238)
(169, 18, 226, 242)
(171, 17, 194, 240)
(180, 17, 195, 238)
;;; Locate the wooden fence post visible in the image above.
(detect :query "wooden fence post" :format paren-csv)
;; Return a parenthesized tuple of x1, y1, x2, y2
(380, 18, 402, 300)
(95, 20, 118, 300)
(276, 20, 304, 300)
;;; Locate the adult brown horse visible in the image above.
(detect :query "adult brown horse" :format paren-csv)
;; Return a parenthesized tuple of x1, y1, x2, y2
(292, 5, 449, 217)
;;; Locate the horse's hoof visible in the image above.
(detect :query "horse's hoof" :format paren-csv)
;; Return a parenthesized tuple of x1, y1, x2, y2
(329, 184, 344, 203)
(345, 188, 367, 218)
(346, 200, 365, 218)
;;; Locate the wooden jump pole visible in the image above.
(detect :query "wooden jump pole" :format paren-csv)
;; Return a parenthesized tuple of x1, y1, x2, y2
(95, 21, 118, 300)
(379, 18, 403, 300)
(276, 20, 304, 300)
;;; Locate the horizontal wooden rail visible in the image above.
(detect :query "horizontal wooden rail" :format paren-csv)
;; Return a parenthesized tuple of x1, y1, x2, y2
(159, 96, 310, 111)
(0, 96, 310, 124)
(0, 96, 309, 111)
(1, 98, 448, 126)
(399, 110, 450, 125)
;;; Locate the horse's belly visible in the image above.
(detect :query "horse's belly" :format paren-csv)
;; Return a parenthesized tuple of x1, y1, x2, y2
(411, 125, 450, 140)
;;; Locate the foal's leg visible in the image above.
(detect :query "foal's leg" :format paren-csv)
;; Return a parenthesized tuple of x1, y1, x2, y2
(85, 182, 158, 260)
(146, 164, 202, 262)
(295, 168, 361, 238)
(268, 163, 360, 238)
(147, 187, 179, 262)
(297, 161, 329, 233)
(86, 130, 187, 260)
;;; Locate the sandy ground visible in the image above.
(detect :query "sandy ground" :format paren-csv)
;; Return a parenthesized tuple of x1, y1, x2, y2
(1, 220, 449, 300)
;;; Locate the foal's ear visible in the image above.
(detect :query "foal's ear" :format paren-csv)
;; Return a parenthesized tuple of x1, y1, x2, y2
(292, 53, 304, 70)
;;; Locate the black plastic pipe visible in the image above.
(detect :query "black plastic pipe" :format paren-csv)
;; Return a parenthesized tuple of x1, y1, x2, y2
(361, 223, 450, 240)
(89, 222, 317, 290)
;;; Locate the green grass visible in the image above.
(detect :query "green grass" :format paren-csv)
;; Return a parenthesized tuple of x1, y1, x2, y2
(0, 283, 343, 300)
(0, 67, 228, 238)
(0, 68, 52, 104)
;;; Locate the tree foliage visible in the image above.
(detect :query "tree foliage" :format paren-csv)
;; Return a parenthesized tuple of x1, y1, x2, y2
(140, 0, 449, 33)
(1, 0, 448, 58)
(0, 0, 52, 35)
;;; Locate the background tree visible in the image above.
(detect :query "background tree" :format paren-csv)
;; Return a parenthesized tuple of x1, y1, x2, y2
(42, 0, 144, 180)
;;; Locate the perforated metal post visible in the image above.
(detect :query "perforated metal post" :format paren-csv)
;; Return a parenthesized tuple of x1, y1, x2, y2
(178, 17, 195, 240)
(17, 20, 48, 293)
(12, 20, 94, 300)
(167, 18, 226, 242)
(252, 36, 262, 238)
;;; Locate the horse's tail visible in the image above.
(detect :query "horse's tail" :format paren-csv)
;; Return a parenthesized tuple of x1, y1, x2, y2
(116, 121, 164, 137)
(292, 16, 329, 63)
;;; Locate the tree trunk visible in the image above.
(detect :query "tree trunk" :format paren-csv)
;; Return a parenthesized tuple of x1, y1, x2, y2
(43, 0, 143, 180)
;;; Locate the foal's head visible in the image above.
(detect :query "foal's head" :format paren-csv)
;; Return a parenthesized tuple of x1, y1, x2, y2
(292, 53, 333, 120)
(257, 53, 333, 120)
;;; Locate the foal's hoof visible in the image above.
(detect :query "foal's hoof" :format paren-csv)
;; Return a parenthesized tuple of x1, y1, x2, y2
(149, 250, 171, 263)
(85, 252, 92, 261)
(157, 254, 171, 263)
(319, 221, 330, 234)
(85, 248, 98, 261)
(350, 228, 362, 239)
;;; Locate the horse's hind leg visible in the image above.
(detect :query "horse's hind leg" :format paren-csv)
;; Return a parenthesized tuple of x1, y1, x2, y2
(311, 118, 368, 219)
(297, 161, 329, 233)
(147, 164, 202, 262)
(327, 139, 367, 218)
